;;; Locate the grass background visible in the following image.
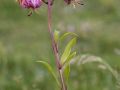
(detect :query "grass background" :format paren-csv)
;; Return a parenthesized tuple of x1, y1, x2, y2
(0, 0, 120, 90)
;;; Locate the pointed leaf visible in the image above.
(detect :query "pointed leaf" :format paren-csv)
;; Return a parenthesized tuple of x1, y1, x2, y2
(63, 52, 76, 82)
(63, 64, 70, 82)
(36, 61, 60, 86)
(60, 32, 78, 41)
(61, 38, 77, 64)
(63, 51, 76, 65)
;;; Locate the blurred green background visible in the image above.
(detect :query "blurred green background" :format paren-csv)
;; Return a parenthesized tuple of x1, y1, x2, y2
(0, 0, 120, 90)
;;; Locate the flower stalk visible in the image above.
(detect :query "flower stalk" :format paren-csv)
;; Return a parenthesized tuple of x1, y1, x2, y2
(47, 0, 67, 90)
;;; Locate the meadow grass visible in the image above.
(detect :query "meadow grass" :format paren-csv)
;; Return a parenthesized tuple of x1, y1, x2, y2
(0, 0, 120, 90)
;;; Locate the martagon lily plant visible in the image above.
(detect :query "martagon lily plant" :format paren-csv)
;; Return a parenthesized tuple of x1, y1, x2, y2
(17, 0, 83, 90)
(16, 0, 120, 90)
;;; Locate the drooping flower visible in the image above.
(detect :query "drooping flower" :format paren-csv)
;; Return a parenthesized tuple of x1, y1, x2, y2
(18, 0, 42, 9)
(17, 0, 42, 16)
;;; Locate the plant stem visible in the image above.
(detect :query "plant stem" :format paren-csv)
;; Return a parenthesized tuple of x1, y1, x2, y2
(59, 70, 67, 90)
(47, 0, 67, 90)
(47, 0, 61, 71)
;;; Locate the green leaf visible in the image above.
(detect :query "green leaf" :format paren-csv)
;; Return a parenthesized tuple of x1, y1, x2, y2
(63, 52, 76, 82)
(63, 64, 70, 82)
(36, 61, 60, 86)
(63, 51, 76, 65)
(61, 38, 77, 64)
(54, 30, 60, 43)
(60, 32, 78, 41)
